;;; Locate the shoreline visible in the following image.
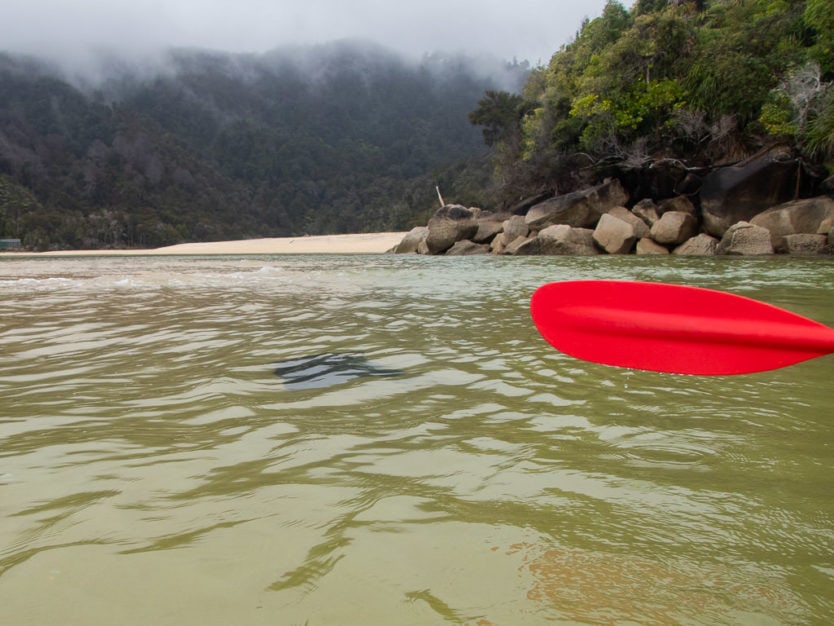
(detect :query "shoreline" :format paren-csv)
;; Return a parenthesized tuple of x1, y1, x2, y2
(2, 232, 408, 257)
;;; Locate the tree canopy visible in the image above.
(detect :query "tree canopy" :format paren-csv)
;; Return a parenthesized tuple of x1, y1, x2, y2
(470, 0, 834, 203)
(0, 44, 527, 249)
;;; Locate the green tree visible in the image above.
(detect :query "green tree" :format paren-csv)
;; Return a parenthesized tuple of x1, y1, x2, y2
(806, 88, 834, 158)
(805, 0, 834, 75)
(686, 0, 806, 120)
(468, 90, 531, 147)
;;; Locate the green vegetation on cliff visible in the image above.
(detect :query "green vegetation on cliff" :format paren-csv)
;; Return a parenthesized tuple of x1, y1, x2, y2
(470, 0, 834, 205)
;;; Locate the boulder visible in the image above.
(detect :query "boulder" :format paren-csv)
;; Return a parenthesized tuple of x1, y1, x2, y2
(445, 240, 491, 255)
(677, 172, 704, 196)
(607, 206, 650, 238)
(749, 196, 834, 251)
(393, 226, 428, 254)
(632, 198, 660, 226)
(525, 178, 629, 229)
(716, 222, 774, 255)
(505, 235, 542, 255)
(472, 214, 509, 243)
(700, 148, 798, 237)
(650, 211, 699, 246)
(490, 232, 508, 254)
(783, 234, 826, 255)
(593, 213, 636, 254)
(657, 195, 697, 216)
(424, 204, 479, 254)
(507, 191, 553, 215)
(503, 215, 530, 241)
(673, 233, 719, 256)
(636, 238, 670, 255)
(538, 225, 599, 255)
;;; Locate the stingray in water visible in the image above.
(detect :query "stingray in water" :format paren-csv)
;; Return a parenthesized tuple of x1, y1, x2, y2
(273, 353, 404, 390)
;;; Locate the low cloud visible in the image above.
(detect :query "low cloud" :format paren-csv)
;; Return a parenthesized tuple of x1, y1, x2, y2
(0, 0, 611, 71)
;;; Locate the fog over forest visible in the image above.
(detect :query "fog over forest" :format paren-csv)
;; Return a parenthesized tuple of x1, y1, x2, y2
(0, 0, 611, 75)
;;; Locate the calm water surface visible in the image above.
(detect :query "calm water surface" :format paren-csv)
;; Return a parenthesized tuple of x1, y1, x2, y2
(1, 254, 833, 625)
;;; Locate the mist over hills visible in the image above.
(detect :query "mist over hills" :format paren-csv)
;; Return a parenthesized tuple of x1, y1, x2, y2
(0, 41, 529, 249)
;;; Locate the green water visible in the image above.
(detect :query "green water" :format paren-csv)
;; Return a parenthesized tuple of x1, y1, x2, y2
(1, 254, 832, 625)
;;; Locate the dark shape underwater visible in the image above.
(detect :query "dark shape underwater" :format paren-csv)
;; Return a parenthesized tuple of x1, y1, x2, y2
(273, 353, 404, 390)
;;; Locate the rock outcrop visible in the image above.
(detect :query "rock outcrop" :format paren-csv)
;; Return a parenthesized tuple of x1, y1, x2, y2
(393, 226, 428, 254)
(424, 205, 479, 254)
(716, 222, 774, 255)
(658, 195, 697, 217)
(538, 225, 599, 255)
(392, 166, 833, 257)
(609, 206, 651, 238)
(472, 214, 508, 244)
(750, 196, 834, 251)
(673, 233, 719, 256)
(503, 215, 530, 242)
(445, 240, 491, 255)
(783, 234, 827, 255)
(505, 236, 541, 255)
(650, 211, 699, 246)
(632, 199, 660, 226)
(700, 148, 798, 237)
(636, 238, 670, 255)
(525, 179, 629, 230)
(593, 213, 637, 254)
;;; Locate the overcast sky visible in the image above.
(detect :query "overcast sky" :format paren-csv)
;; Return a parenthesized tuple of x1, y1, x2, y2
(0, 0, 614, 69)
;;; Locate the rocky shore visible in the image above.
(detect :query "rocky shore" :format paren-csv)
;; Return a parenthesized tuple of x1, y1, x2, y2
(392, 151, 834, 257)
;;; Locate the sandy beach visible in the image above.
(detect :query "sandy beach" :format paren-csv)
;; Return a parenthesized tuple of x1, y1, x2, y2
(3, 232, 408, 256)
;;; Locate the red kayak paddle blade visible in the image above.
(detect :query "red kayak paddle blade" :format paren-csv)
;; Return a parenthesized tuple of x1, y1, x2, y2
(531, 280, 834, 375)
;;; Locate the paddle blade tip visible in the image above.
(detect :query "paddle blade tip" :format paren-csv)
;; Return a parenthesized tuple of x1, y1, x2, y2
(530, 280, 834, 376)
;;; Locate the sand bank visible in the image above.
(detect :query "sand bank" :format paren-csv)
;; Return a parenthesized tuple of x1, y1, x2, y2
(4, 232, 408, 256)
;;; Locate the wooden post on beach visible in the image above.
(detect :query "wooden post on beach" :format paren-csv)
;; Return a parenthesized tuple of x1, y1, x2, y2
(436, 186, 445, 207)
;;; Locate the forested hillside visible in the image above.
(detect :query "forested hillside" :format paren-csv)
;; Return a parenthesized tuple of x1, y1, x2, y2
(0, 42, 527, 249)
(5, 1, 832, 251)
(470, 0, 834, 206)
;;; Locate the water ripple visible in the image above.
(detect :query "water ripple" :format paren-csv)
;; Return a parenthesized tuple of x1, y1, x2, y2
(1, 254, 832, 624)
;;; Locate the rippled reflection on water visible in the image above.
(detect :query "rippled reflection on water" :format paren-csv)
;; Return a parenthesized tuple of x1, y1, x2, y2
(1, 254, 833, 625)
